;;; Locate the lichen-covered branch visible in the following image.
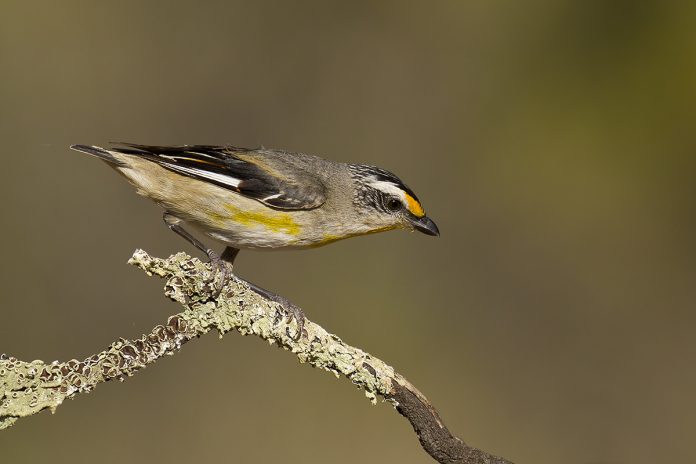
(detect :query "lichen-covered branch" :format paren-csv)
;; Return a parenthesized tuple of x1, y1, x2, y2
(0, 250, 513, 464)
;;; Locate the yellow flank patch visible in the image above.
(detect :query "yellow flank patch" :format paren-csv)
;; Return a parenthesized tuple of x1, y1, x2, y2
(225, 204, 301, 235)
(404, 193, 425, 218)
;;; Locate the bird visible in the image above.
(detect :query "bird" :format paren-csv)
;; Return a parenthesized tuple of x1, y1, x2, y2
(70, 143, 439, 337)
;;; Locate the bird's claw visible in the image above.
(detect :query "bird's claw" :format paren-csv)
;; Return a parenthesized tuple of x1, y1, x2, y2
(206, 249, 230, 298)
(238, 278, 306, 340)
(204, 251, 304, 338)
(273, 296, 306, 340)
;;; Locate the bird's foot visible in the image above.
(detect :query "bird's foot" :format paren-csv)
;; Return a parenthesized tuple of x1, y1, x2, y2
(242, 280, 306, 340)
(272, 295, 306, 341)
(205, 249, 231, 298)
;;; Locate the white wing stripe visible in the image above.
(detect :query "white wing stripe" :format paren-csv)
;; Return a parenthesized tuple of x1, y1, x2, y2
(162, 163, 241, 188)
(185, 151, 219, 160)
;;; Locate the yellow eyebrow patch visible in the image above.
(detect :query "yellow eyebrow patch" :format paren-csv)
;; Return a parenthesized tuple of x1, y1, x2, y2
(404, 193, 425, 218)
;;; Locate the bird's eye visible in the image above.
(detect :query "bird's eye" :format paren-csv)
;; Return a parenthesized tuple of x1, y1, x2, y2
(385, 197, 402, 212)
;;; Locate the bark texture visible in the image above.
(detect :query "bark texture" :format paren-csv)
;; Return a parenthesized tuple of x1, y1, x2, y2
(0, 250, 513, 464)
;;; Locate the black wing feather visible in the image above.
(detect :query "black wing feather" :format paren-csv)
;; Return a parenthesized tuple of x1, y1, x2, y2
(112, 143, 326, 210)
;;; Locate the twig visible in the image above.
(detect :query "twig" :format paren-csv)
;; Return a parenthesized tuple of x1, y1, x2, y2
(0, 250, 513, 464)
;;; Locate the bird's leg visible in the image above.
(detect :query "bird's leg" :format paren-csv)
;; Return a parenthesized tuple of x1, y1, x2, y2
(239, 278, 306, 340)
(163, 212, 229, 293)
(163, 217, 303, 337)
(220, 246, 240, 266)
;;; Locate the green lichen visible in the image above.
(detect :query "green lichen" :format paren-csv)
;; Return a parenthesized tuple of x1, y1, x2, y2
(1, 250, 397, 430)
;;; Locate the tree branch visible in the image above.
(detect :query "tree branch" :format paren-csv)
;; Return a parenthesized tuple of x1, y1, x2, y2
(0, 250, 513, 464)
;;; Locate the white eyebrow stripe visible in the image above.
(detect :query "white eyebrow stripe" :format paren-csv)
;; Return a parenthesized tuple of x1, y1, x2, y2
(162, 163, 241, 187)
(367, 179, 407, 201)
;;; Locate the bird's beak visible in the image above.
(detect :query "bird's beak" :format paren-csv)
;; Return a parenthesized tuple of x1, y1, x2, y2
(410, 216, 440, 236)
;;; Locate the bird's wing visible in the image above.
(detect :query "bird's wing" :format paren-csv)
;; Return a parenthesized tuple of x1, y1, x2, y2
(112, 143, 326, 210)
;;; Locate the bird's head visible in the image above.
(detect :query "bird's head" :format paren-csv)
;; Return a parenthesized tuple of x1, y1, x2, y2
(348, 164, 439, 237)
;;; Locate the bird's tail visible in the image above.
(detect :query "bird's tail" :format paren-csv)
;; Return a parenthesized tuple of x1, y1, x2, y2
(70, 145, 126, 166)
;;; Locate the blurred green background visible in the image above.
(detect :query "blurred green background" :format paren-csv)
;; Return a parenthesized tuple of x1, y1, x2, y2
(1, 1, 695, 463)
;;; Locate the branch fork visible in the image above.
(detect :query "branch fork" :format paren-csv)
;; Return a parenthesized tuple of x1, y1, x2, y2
(0, 250, 512, 464)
